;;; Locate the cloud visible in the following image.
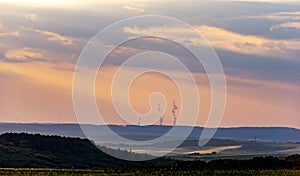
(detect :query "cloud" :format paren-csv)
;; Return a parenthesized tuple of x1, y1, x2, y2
(270, 22, 300, 31)
(123, 4, 145, 13)
(33, 28, 74, 45)
(0, 25, 83, 64)
(0, 31, 19, 36)
(0, 26, 85, 64)
(110, 46, 144, 56)
(3, 45, 78, 64)
(123, 25, 300, 59)
(4, 47, 43, 61)
(196, 25, 300, 58)
(238, 11, 300, 21)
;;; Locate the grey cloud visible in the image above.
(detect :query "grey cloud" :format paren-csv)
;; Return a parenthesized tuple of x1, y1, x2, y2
(1, 1, 299, 87)
(99, 35, 300, 86)
(216, 49, 300, 86)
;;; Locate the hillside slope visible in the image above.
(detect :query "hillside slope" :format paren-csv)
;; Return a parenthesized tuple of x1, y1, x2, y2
(0, 133, 154, 168)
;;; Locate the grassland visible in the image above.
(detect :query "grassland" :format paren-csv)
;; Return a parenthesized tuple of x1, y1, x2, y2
(0, 169, 300, 176)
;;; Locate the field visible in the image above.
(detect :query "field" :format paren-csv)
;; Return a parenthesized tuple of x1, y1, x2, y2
(0, 169, 300, 176)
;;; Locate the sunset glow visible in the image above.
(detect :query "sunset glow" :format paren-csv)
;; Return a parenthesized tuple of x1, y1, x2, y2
(0, 0, 299, 128)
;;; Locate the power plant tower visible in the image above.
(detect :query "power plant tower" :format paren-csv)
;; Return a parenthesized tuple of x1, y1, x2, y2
(172, 101, 178, 126)
(158, 104, 163, 126)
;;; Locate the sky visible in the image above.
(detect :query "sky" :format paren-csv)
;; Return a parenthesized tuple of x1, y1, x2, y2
(0, 0, 300, 128)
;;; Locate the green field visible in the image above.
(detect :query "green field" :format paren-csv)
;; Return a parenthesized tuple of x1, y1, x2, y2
(0, 169, 300, 176)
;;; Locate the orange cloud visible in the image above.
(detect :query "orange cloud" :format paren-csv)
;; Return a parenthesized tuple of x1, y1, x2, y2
(5, 47, 43, 61)
(110, 46, 145, 56)
(123, 4, 145, 13)
(33, 28, 74, 45)
(270, 22, 300, 31)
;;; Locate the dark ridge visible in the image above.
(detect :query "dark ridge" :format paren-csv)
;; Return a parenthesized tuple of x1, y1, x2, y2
(0, 133, 300, 170)
(0, 133, 165, 168)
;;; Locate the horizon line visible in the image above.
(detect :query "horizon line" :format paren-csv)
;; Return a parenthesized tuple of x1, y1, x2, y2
(0, 122, 299, 130)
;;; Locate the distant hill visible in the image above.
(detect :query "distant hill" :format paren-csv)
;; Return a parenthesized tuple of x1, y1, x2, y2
(0, 123, 299, 143)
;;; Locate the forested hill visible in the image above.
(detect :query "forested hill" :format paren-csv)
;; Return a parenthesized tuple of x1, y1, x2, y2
(0, 133, 156, 168)
(0, 133, 299, 170)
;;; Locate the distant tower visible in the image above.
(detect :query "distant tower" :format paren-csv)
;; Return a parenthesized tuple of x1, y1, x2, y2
(172, 101, 178, 126)
(158, 104, 163, 126)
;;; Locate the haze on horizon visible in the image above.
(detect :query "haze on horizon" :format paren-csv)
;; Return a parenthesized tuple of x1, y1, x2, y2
(0, 0, 299, 128)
